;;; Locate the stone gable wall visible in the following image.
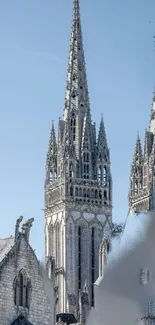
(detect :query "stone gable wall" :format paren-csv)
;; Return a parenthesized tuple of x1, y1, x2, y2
(0, 236, 54, 325)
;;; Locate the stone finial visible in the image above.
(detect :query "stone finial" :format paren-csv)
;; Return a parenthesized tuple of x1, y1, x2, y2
(22, 218, 34, 242)
(15, 215, 23, 242)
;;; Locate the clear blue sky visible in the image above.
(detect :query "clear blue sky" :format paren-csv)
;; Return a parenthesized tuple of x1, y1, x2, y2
(0, 0, 155, 260)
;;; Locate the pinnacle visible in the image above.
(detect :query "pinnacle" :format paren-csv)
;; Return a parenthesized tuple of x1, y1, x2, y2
(63, 0, 90, 123)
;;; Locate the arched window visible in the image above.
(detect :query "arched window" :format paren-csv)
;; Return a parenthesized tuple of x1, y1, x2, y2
(83, 188, 86, 198)
(71, 112, 76, 141)
(79, 188, 82, 197)
(87, 153, 89, 163)
(95, 189, 98, 199)
(87, 189, 90, 198)
(91, 189, 94, 199)
(99, 190, 102, 200)
(70, 186, 73, 196)
(84, 152, 86, 162)
(13, 270, 32, 309)
(104, 190, 107, 200)
(75, 187, 78, 197)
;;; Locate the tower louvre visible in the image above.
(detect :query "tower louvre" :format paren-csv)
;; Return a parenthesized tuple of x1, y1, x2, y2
(45, 0, 112, 322)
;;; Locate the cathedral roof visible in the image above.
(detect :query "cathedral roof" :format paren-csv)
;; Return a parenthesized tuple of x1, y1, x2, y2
(0, 236, 14, 262)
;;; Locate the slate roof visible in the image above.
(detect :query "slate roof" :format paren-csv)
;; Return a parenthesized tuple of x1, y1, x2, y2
(0, 237, 14, 262)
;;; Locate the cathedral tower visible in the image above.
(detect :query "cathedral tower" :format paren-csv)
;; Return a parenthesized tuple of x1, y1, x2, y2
(129, 91, 155, 213)
(45, 0, 112, 321)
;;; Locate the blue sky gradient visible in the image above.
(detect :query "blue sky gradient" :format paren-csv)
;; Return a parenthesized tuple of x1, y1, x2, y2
(0, 0, 155, 259)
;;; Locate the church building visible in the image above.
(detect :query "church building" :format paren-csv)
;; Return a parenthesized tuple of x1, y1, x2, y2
(0, 216, 54, 325)
(129, 92, 155, 213)
(45, 0, 112, 322)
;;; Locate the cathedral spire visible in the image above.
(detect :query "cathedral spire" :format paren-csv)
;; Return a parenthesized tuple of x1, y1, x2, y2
(64, 0, 90, 124)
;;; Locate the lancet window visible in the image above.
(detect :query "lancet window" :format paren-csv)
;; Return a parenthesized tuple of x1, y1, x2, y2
(13, 270, 32, 308)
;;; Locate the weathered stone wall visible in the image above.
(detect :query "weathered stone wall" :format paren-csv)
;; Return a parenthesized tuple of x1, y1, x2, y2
(0, 236, 54, 325)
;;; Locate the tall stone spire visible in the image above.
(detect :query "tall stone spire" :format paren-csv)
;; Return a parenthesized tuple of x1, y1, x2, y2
(45, 0, 113, 321)
(64, 0, 90, 155)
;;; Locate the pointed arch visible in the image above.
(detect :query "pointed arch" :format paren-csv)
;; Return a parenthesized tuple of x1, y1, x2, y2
(95, 189, 98, 199)
(79, 187, 82, 197)
(19, 269, 27, 307)
(13, 269, 32, 309)
(91, 189, 94, 199)
(75, 187, 78, 197)
(70, 186, 73, 196)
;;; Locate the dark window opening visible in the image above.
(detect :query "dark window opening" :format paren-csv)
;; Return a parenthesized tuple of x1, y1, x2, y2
(70, 186, 73, 196)
(99, 190, 102, 200)
(104, 191, 107, 200)
(19, 272, 24, 306)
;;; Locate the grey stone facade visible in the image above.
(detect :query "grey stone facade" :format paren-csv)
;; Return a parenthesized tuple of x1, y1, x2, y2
(45, 0, 113, 322)
(129, 92, 155, 213)
(0, 216, 54, 325)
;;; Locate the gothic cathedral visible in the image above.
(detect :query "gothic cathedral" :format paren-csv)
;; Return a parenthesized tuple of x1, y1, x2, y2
(44, 0, 112, 322)
(129, 93, 155, 213)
